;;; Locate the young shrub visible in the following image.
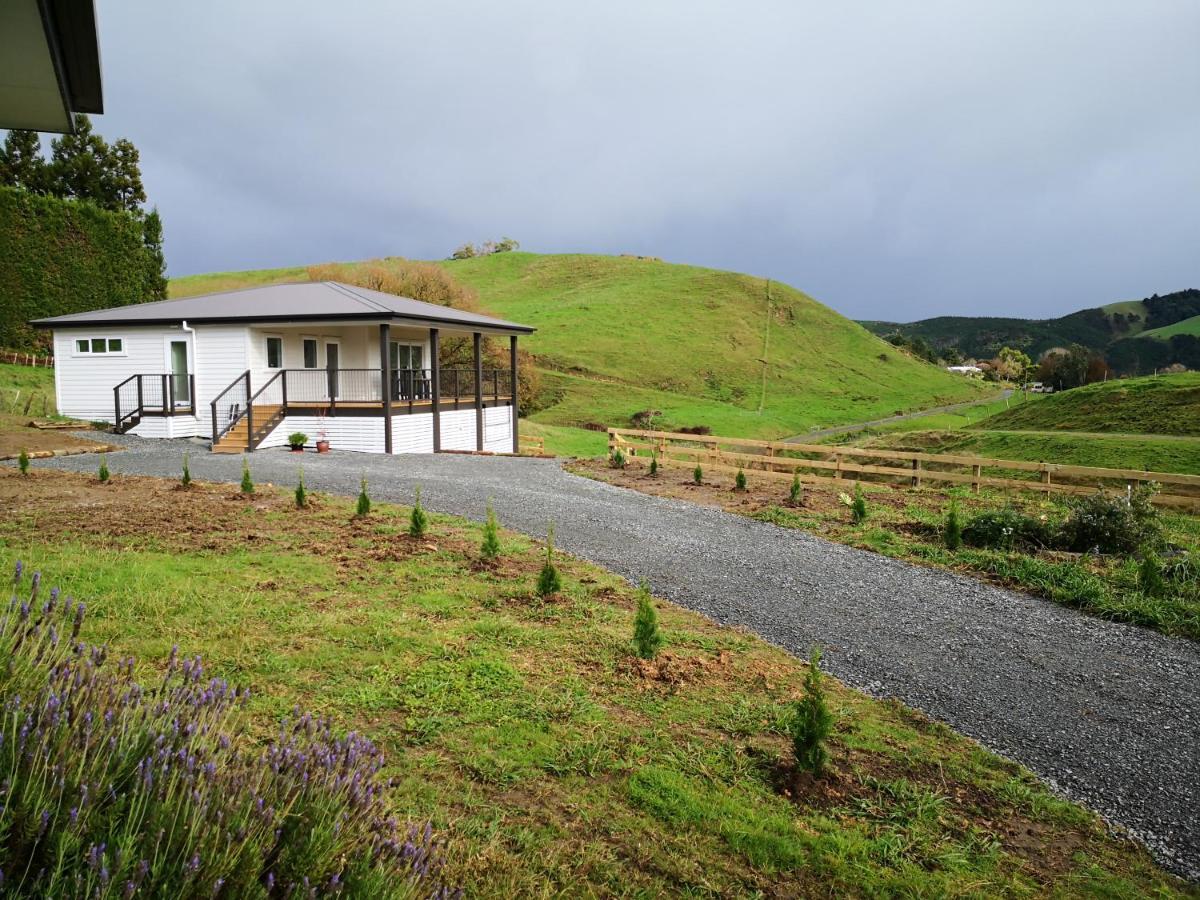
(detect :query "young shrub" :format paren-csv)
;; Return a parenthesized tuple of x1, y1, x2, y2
(409, 485, 429, 538)
(693, 464, 703, 485)
(610, 448, 626, 469)
(480, 500, 502, 561)
(288, 431, 308, 450)
(791, 647, 834, 777)
(649, 458, 658, 477)
(240, 457, 254, 494)
(0, 563, 454, 898)
(1138, 551, 1166, 597)
(536, 523, 563, 597)
(734, 468, 747, 492)
(17, 449, 29, 475)
(294, 468, 307, 508)
(356, 474, 371, 517)
(850, 483, 867, 524)
(789, 473, 802, 506)
(945, 499, 962, 550)
(962, 506, 1053, 551)
(1058, 484, 1162, 555)
(181, 451, 192, 487)
(98, 452, 110, 483)
(632, 581, 664, 659)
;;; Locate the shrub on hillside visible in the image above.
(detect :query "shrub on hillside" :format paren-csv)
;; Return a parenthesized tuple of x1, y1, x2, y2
(409, 486, 429, 538)
(632, 582, 664, 660)
(0, 563, 453, 898)
(1058, 484, 1162, 555)
(537, 524, 563, 597)
(790, 648, 833, 777)
(962, 507, 1053, 551)
(734, 468, 747, 492)
(480, 500, 501, 561)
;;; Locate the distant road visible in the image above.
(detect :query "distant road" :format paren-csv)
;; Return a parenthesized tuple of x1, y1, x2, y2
(785, 389, 1014, 442)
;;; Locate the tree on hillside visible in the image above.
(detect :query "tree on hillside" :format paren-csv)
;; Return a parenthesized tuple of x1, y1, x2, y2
(0, 130, 47, 191)
(1038, 344, 1107, 391)
(994, 346, 1035, 384)
(48, 115, 150, 213)
(141, 208, 168, 300)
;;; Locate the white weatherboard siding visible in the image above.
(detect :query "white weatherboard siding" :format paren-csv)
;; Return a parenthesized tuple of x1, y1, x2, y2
(251, 406, 514, 456)
(53, 326, 184, 422)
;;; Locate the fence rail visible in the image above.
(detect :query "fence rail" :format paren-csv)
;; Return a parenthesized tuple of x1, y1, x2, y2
(0, 350, 54, 368)
(608, 428, 1200, 510)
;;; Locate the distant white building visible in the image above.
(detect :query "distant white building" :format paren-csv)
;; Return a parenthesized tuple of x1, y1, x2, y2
(946, 365, 983, 376)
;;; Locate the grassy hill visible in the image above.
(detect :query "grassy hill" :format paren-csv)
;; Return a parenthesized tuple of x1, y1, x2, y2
(1139, 314, 1200, 341)
(172, 253, 988, 443)
(862, 289, 1200, 374)
(974, 373, 1200, 436)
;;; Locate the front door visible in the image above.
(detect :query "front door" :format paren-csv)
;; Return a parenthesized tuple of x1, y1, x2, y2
(325, 341, 340, 399)
(169, 340, 190, 406)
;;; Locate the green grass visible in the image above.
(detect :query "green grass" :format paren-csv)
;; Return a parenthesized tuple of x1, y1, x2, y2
(0, 361, 55, 407)
(0, 469, 1187, 896)
(520, 420, 608, 457)
(173, 253, 990, 440)
(168, 264, 311, 298)
(972, 373, 1200, 436)
(1139, 314, 1200, 340)
(860, 428, 1200, 475)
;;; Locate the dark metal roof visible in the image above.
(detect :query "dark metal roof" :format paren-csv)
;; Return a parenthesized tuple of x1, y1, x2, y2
(46, 0, 104, 115)
(30, 281, 536, 334)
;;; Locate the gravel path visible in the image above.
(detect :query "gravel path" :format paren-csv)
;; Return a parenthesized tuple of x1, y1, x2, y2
(785, 389, 1013, 441)
(23, 435, 1200, 880)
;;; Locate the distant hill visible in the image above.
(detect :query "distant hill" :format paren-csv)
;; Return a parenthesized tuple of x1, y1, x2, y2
(171, 252, 987, 439)
(972, 372, 1200, 437)
(862, 288, 1200, 374)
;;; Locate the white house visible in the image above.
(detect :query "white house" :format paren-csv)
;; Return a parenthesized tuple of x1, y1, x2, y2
(32, 282, 535, 455)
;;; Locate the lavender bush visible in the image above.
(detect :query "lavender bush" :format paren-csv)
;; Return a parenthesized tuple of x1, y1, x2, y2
(0, 562, 458, 899)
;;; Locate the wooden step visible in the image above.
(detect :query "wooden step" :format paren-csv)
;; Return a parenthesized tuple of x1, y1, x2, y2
(210, 404, 285, 453)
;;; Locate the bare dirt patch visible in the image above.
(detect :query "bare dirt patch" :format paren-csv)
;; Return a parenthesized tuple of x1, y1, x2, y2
(0, 417, 111, 458)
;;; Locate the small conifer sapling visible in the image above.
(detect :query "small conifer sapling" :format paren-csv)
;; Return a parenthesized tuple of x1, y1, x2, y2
(181, 451, 191, 487)
(409, 486, 428, 538)
(1138, 552, 1165, 597)
(649, 458, 658, 477)
(356, 475, 371, 517)
(632, 582, 664, 659)
(693, 465, 703, 485)
(240, 458, 254, 494)
(98, 453, 110, 484)
(791, 647, 833, 776)
(734, 468, 747, 492)
(480, 500, 501, 561)
(789, 473, 802, 506)
(850, 483, 867, 524)
(945, 500, 962, 550)
(18, 449, 29, 475)
(294, 468, 307, 508)
(536, 523, 563, 597)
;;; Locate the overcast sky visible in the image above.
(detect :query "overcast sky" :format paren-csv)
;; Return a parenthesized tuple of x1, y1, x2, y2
(87, 1, 1199, 321)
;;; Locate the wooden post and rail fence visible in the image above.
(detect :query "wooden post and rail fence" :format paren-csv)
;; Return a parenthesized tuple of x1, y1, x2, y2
(608, 427, 1200, 510)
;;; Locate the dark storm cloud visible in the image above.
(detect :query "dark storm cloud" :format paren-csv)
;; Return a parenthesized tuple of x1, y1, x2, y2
(92, 1, 1199, 319)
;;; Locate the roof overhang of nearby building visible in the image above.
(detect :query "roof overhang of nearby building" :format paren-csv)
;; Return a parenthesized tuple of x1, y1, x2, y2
(35, 312, 535, 337)
(0, 0, 103, 134)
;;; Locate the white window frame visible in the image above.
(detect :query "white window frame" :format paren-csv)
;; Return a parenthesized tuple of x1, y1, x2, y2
(389, 340, 425, 372)
(300, 335, 320, 369)
(71, 336, 128, 357)
(264, 334, 284, 370)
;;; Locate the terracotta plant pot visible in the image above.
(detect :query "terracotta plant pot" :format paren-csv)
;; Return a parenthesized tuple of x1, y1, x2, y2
(316, 440, 330, 453)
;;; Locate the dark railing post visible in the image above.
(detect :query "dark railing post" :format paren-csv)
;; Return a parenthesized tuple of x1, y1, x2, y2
(245, 371, 253, 451)
(113, 385, 121, 430)
(430, 328, 441, 453)
(136, 376, 143, 418)
(510, 334, 520, 454)
(453, 369, 460, 410)
(473, 332, 484, 452)
(188, 374, 195, 412)
(380, 324, 392, 455)
(167, 372, 175, 416)
(211, 399, 218, 446)
(161, 375, 169, 415)
(281, 370, 288, 414)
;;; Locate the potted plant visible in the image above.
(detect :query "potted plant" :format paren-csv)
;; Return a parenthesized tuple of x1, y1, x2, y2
(287, 432, 308, 453)
(315, 410, 330, 453)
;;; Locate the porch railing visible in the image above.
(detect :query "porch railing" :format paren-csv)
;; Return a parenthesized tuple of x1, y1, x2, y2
(113, 372, 195, 433)
(209, 367, 516, 448)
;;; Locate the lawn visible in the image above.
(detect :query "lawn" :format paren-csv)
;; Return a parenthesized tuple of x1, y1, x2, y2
(0, 362, 111, 457)
(0, 468, 1186, 897)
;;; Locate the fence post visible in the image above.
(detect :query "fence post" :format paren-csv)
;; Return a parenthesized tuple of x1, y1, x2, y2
(835, 454, 842, 480)
(608, 429, 616, 456)
(911, 457, 921, 488)
(1040, 466, 1051, 498)
(971, 463, 981, 494)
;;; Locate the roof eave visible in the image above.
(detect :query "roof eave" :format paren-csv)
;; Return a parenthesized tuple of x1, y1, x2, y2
(31, 310, 536, 335)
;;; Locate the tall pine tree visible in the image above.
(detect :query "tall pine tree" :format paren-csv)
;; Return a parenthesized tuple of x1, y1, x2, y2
(0, 130, 46, 191)
(142, 208, 168, 300)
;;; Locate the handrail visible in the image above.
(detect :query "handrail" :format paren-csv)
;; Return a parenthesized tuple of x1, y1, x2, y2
(210, 370, 251, 445)
(114, 372, 192, 432)
(211, 369, 251, 409)
(247, 369, 285, 406)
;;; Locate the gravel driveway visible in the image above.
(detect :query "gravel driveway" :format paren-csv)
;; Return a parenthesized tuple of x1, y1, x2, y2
(23, 435, 1200, 880)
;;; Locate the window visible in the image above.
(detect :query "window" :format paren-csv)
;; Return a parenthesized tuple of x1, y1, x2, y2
(74, 337, 124, 354)
(302, 338, 318, 369)
(389, 342, 424, 371)
(266, 336, 283, 369)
